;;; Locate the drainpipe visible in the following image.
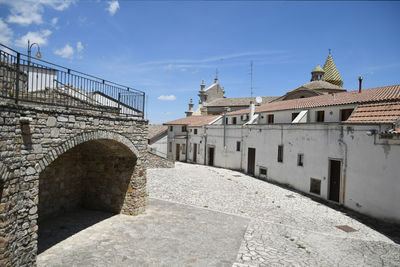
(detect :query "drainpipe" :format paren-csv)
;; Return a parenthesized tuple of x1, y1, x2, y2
(204, 128, 207, 165)
(223, 107, 228, 149)
(185, 128, 189, 162)
(338, 138, 348, 205)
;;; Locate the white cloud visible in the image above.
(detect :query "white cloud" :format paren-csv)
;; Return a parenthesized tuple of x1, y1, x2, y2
(107, 1, 119, 16)
(76, 41, 83, 53)
(14, 29, 52, 47)
(51, 17, 58, 26)
(0, 18, 13, 45)
(2, 0, 74, 26)
(54, 44, 74, 58)
(158, 95, 176, 101)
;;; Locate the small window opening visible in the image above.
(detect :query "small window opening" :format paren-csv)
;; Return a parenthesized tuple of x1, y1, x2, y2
(310, 178, 321, 195)
(292, 112, 300, 121)
(232, 117, 237, 125)
(340, 109, 354, 121)
(236, 141, 241, 152)
(277, 145, 283, 162)
(169, 126, 173, 131)
(297, 154, 304, 166)
(316, 110, 325, 122)
(225, 117, 228, 124)
(268, 114, 274, 124)
(194, 129, 198, 135)
(182, 126, 187, 132)
(259, 168, 267, 176)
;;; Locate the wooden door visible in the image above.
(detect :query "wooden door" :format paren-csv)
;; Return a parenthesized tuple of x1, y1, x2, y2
(208, 147, 214, 166)
(248, 148, 256, 175)
(193, 144, 197, 163)
(329, 160, 341, 202)
(176, 144, 180, 161)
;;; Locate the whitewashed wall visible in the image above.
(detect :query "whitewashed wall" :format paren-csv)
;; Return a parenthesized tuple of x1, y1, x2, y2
(149, 135, 168, 158)
(205, 122, 400, 222)
(20, 65, 57, 92)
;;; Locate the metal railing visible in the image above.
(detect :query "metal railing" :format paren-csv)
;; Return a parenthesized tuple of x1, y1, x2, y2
(0, 43, 145, 117)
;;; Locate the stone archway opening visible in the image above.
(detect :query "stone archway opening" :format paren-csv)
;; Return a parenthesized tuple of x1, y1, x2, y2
(38, 139, 139, 253)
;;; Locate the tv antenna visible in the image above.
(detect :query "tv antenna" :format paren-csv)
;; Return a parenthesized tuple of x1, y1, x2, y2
(250, 61, 254, 97)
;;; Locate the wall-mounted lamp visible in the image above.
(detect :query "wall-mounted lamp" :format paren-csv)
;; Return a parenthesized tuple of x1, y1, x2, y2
(366, 129, 376, 136)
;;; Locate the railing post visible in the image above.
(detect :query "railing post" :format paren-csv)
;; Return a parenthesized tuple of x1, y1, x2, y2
(118, 92, 121, 112)
(15, 52, 20, 104)
(142, 92, 146, 119)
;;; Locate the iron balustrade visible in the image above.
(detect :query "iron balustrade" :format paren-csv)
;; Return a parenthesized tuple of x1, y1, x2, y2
(0, 43, 145, 118)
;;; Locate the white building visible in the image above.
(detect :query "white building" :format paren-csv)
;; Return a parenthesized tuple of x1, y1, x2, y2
(164, 52, 400, 223)
(165, 83, 400, 223)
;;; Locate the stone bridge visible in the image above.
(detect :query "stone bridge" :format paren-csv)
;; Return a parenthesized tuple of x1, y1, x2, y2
(0, 101, 148, 266)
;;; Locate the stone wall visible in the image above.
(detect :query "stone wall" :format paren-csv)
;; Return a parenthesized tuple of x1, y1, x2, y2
(147, 151, 175, 169)
(0, 100, 148, 266)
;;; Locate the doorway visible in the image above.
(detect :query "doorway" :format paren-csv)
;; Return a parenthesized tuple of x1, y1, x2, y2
(208, 147, 214, 166)
(176, 144, 180, 161)
(247, 148, 256, 175)
(328, 159, 341, 202)
(193, 144, 197, 163)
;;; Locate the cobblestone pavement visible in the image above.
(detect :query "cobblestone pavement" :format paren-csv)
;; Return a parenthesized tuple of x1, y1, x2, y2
(37, 198, 248, 266)
(148, 162, 400, 267)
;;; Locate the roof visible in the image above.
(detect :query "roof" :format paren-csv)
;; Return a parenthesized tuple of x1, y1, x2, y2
(164, 115, 220, 127)
(346, 102, 400, 124)
(228, 84, 400, 115)
(323, 54, 343, 87)
(312, 65, 325, 73)
(290, 80, 345, 92)
(148, 124, 168, 140)
(205, 96, 278, 107)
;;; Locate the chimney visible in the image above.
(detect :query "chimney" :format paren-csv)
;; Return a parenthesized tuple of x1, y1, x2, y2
(249, 101, 255, 122)
(200, 80, 205, 91)
(358, 76, 363, 93)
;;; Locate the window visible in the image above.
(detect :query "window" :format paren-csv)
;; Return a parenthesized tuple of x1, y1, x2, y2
(232, 117, 237, 125)
(169, 126, 173, 131)
(259, 168, 267, 176)
(194, 129, 198, 134)
(268, 114, 274, 124)
(236, 141, 241, 152)
(340, 108, 354, 121)
(292, 112, 300, 121)
(310, 178, 321, 195)
(316, 110, 325, 122)
(297, 154, 304, 166)
(277, 145, 283, 162)
(182, 144, 186, 154)
(182, 125, 187, 132)
(169, 142, 172, 152)
(225, 117, 228, 125)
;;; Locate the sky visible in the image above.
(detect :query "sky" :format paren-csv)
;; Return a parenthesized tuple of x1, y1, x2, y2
(0, 1, 399, 124)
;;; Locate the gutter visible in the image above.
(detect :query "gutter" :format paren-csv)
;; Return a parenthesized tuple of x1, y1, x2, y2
(338, 138, 348, 205)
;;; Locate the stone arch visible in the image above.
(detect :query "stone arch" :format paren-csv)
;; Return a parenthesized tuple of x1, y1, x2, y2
(36, 130, 140, 174)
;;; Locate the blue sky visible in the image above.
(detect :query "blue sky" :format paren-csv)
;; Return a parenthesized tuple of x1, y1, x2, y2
(1, 1, 399, 124)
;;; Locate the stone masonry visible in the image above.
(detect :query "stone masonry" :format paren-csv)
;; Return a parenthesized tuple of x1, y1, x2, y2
(0, 100, 148, 266)
(147, 151, 174, 169)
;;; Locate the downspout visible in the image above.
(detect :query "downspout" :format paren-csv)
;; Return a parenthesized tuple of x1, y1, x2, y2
(204, 127, 208, 165)
(338, 138, 348, 205)
(185, 128, 189, 162)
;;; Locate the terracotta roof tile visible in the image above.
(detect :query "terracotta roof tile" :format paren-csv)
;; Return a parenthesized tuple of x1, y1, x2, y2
(346, 102, 400, 123)
(164, 115, 220, 127)
(205, 96, 278, 107)
(148, 124, 168, 140)
(228, 84, 400, 115)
